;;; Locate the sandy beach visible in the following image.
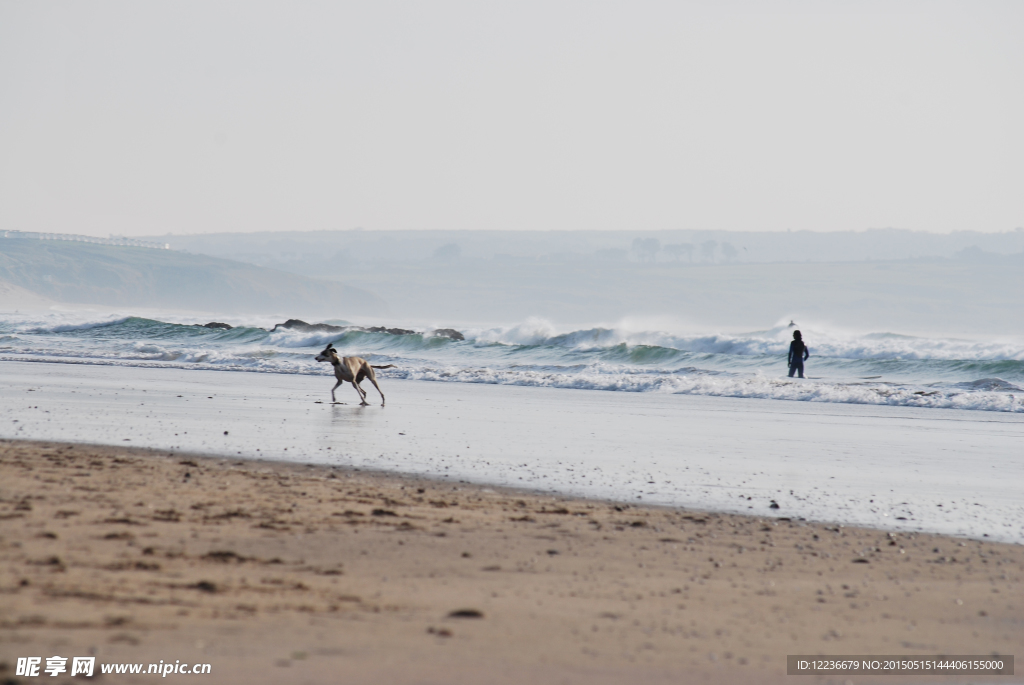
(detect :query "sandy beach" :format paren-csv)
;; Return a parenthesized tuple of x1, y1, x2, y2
(1, 438, 1020, 684)
(3, 362, 1022, 544)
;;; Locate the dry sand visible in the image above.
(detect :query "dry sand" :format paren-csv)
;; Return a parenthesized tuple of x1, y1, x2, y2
(1, 439, 1020, 684)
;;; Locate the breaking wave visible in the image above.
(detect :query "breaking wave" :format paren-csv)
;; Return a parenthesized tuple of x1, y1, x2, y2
(1, 312, 1021, 413)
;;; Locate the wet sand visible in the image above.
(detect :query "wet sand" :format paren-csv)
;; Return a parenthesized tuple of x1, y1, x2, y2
(1, 439, 1020, 684)
(4, 361, 1023, 544)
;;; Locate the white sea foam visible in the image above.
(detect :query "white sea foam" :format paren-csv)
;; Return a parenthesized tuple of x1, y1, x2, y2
(388, 365, 1024, 412)
(266, 329, 350, 349)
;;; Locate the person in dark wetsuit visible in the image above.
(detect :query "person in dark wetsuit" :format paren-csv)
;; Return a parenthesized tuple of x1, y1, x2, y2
(788, 330, 809, 378)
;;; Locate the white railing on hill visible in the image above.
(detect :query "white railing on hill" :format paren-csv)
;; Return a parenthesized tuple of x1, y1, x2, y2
(1, 230, 170, 250)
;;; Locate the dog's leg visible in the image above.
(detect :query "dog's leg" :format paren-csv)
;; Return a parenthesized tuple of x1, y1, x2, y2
(331, 380, 343, 403)
(367, 375, 385, 406)
(352, 381, 368, 405)
(359, 365, 386, 406)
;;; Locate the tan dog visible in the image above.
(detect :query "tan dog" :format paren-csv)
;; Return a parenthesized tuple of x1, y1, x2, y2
(314, 343, 394, 406)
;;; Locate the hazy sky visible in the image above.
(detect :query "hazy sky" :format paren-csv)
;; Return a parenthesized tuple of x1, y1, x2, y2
(2, 1, 1022, 237)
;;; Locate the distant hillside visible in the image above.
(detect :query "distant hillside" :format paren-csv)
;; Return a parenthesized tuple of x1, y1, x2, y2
(0, 239, 387, 316)
(0, 276, 56, 311)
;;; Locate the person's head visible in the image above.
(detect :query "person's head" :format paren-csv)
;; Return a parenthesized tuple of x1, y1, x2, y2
(793, 330, 802, 340)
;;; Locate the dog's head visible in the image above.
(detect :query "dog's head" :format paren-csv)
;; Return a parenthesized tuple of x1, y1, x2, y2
(315, 343, 337, 363)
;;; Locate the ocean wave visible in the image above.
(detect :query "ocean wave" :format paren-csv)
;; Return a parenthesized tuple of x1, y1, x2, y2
(953, 377, 1023, 392)
(22, 315, 134, 334)
(387, 366, 1024, 412)
(18, 313, 1023, 362)
(466, 321, 1024, 362)
(266, 327, 455, 351)
(4, 311, 1024, 413)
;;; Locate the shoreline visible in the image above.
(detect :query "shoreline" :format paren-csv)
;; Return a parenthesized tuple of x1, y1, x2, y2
(4, 361, 1022, 546)
(3, 347, 1024, 416)
(2, 439, 1020, 684)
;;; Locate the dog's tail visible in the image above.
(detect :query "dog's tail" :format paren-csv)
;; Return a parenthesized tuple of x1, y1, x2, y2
(371, 364, 396, 370)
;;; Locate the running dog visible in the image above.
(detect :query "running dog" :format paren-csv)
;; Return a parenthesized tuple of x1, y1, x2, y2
(314, 343, 394, 406)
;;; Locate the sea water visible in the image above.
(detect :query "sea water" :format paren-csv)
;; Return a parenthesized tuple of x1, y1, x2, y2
(1, 311, 1021, 413)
